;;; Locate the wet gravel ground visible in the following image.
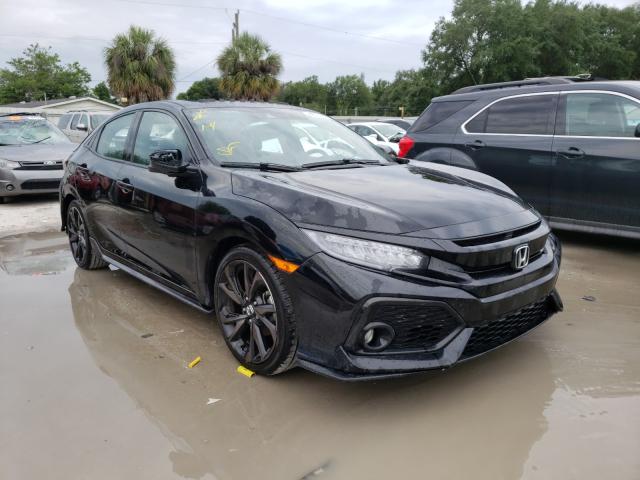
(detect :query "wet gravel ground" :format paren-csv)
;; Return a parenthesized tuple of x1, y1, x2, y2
(1, 198, 639, 480)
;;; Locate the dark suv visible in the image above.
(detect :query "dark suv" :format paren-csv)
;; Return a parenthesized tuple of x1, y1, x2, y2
(60, 101, 562, 380)
(399, 78, 640, 239)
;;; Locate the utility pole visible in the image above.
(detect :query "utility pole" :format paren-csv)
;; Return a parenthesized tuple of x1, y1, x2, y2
(232, 10, 239, 41)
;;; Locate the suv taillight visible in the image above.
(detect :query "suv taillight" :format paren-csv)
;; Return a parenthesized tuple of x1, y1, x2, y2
(398, 135, 414, 158)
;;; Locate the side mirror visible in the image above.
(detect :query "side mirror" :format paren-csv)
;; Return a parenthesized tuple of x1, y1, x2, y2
(149, 149, 188, 176)
(635, 124, 640, 138)
(76, 123, 88, 131)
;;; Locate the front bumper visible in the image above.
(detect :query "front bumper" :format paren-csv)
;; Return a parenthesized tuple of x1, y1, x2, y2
(288, 239, 562, 380)
(0, 168, 62, 197)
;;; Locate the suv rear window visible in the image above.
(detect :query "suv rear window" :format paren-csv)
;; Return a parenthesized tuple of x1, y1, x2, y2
(411, 100, 473, 132)
(466, 95, 556, 135)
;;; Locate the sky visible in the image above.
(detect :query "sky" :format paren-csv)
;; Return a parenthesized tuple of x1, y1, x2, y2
(0, 0, 637, 98)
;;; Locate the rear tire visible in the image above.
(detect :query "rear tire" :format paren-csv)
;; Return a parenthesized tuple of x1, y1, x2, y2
(66, 200, 107, 270)
(214, 246, 297, 375)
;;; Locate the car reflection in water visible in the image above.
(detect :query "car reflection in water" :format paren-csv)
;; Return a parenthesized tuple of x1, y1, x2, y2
(67, 266, 557, 480)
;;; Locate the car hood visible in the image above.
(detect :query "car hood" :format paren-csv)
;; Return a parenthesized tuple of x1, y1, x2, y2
(0, 143, 76, 162)
(231, 163, 537, 238)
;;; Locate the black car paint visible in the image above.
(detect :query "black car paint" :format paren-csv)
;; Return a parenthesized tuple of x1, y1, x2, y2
(60, 101, 562, 380)
(405, 81, 640, 238)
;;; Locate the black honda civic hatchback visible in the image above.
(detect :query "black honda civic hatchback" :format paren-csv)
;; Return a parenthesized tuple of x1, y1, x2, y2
(60, 101, 562, 380)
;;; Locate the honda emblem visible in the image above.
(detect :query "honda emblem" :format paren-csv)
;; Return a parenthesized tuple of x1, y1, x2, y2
(512, 244, 530, 270)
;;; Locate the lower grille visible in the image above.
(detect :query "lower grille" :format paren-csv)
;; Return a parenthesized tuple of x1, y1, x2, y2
(368, 303, 460, 351)
(461, 298, 551, 359)
(21, 179, 61, 190)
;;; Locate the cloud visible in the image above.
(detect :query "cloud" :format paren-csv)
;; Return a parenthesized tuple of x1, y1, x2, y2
(0, 0, 635, 98)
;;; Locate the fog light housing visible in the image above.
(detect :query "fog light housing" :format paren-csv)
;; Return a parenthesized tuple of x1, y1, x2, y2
(6, 184, 14, 191)
(362, 322, 395, 352)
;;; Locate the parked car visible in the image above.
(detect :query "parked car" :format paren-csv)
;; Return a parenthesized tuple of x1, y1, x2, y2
(399, 77, 640, 239)
(347, 121, 405, 154)
(0, 113, 76, 203)
(60, 101, 562, 379)
(376, 118, 413, 130)
(58, 110, 112, 143)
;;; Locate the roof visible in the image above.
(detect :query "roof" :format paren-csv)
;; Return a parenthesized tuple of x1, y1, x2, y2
(433, 80, 640, 102)
(0, 96, 121, 109)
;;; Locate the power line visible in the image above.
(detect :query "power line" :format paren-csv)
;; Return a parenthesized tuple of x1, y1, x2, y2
(0, 33, 226, 46)
(105, 0, 424, 47)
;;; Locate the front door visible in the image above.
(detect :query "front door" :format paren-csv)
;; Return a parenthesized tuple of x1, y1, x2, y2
(551, 91, 640, 231)
(456, 93, 558, 216)
(118, 110, 202, 296)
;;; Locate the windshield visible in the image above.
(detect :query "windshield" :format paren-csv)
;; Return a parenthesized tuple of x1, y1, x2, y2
(0, 116, 71, 146)
(373, 123, 405, 138)
(188, 107, 389, 167)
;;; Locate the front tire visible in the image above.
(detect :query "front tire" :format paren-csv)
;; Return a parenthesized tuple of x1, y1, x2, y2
(214, 246, 297, 375)
(66, 200, 107, 270)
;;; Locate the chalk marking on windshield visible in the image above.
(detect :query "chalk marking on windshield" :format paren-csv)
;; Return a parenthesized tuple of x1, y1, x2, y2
(216, 141, 240, 156)
(192, 110, 205, 122)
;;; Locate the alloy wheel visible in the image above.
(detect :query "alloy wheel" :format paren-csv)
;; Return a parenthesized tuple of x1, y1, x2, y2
(216, 260, 278, 364)
(67, 206, 88, 265)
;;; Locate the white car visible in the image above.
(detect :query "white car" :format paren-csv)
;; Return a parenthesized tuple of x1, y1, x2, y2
(346, 121, 406, 154)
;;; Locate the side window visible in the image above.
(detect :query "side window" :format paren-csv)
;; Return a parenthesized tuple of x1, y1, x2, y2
(132, 111, 189, 166)
(96, 114, 134, 160)
(69, 113, 81, 130)
(412, 100, 473, 132)
(58, 114, 72, 129)
(563, 93, 640, 138)
(466, 95, 556, 135)
(76, 114, 89, 130)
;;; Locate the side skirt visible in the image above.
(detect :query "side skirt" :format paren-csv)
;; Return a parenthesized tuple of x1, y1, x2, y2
(94, 240, 214, 315)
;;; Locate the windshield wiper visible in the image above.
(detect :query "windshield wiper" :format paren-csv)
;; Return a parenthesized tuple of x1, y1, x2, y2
(26, 136, 51, 144)
(219, 161, 302, 172)
(301, 158, 382, 169)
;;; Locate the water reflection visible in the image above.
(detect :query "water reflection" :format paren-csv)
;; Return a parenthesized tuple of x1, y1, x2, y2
(68, 267, 558, 479)
(0, 231, 72, 276)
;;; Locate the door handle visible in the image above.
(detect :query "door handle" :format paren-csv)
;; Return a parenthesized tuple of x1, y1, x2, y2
(557, 147, 585, 159)
(465, 140, 485, 150)
(116, 178, 133, 194)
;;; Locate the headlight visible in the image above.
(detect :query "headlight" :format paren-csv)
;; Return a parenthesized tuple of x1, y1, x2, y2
(0, 159, 20, 169)
(303, 229, 427, 271)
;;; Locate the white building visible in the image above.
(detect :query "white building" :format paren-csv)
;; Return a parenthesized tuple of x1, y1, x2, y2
(0, 96, 121, 123)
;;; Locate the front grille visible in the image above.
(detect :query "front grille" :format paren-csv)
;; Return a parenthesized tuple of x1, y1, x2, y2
(20, 179, 61, 190)
(454, 221, 541, 247)
(368, 303, 460, 351)
(461, 298, 551, 359)
(17, 161, 63, 170)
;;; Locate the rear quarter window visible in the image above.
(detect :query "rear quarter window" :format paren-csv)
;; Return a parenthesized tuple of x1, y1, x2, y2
(411, 100, 473, 132)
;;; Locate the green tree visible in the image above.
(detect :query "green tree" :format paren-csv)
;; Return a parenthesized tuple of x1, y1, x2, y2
(372, 70, 437, 116)
(176, 77, 223, 101)
(0, 44, 90, 104)
(327, 74, 372, 115)
(217, 32, 282, 101)
(92, 81, 115, 103)
(423, 0, 640, 95)
(104, 25, 175, 104)
(277, 75, 328, 111)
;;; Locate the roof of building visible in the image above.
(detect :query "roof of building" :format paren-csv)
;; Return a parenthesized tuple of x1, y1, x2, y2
(0, 97, 120, 109)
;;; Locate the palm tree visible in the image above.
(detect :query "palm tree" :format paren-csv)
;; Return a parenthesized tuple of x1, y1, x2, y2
(104, 26, 175, 104)
(217, 33, 282, 101)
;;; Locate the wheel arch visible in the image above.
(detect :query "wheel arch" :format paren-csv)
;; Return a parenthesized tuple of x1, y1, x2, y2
(414, 147, 479, 170)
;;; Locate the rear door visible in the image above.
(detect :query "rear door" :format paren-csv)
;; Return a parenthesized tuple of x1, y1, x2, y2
(77, 112, 137, 255)
(550, 91, 640, 230)
(117, 109, 201, 296)
(457, 93, 558, 215)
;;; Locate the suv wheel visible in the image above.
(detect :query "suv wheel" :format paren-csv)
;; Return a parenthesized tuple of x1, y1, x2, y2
(214, 246, 297, 375)
(66, 200, 107, 270)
